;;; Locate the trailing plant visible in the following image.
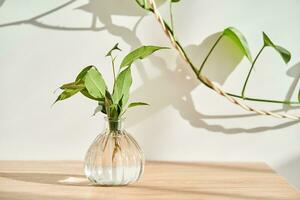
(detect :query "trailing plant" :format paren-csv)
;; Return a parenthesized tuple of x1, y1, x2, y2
(54, 44, 168, 120)
(134, 0, 300, 119)
(196, 29, 292, 101)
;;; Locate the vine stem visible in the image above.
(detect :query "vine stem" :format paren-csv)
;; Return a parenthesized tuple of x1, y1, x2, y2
(227, 92, 300, 104)
(241, 46, 265, 98)
(198, 34, 223, 75)
(143, 0, 300, 120)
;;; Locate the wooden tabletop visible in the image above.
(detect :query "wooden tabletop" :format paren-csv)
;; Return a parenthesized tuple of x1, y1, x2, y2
(0, 161, 299, 200)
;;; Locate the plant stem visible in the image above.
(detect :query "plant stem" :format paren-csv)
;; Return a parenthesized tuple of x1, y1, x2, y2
(227, 92, 300, 105)
(169, 1, 174, 34)
(241, 46, 265, 98)
(110, 55, 116, 82)
(162, 22, 198, 73)
(198, 34, 223, 75)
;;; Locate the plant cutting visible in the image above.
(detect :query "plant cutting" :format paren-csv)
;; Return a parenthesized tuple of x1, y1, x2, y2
(54, 43, 168, 185)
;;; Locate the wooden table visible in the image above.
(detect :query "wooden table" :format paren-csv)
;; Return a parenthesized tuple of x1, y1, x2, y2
(0, 161, 299, 200)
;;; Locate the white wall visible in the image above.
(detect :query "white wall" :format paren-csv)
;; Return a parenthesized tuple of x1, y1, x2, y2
(1, 0, 300, 189)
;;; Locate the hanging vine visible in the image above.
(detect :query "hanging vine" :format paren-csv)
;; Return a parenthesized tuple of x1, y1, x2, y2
(134, 0, 300, 120)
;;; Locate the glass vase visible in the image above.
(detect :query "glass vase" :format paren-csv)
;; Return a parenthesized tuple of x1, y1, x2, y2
(84, 117, 145, 186)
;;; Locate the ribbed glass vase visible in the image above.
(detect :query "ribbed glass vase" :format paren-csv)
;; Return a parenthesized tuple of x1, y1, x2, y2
(84, 117, 144, 186)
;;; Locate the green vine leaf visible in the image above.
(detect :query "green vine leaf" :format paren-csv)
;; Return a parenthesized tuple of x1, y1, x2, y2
(263, 32, 291, 64)
(223, 27, 252, 62)
(120, 45, 169, 69)
(106, 43, 121, 57)
(128, 102, 149, 108)
(112, 67, 132, 106)
(84, 67, 107, 99)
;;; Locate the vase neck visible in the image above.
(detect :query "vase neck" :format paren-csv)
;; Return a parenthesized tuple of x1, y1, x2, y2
(104, 117, 124, 132)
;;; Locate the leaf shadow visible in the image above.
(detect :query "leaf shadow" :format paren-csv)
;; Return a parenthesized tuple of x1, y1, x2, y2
(0, 0, 146, 32)
(0, 0, 5, 7)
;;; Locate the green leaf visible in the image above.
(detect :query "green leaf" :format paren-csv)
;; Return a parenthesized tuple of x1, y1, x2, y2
(81, 89, 102, 101)
(298, 89, 300, 103)
(60, 82, 85, 90)
(112, 67, 132, 106)
(84, 67, 107, 99)
(128, 102, 149, 108)
(262, 32, 274, 47)
(75, 66, 94, 82)
(55, 66, 103, 103)
(53, 88, 81, 104)
(171, 0, 181, 2)
(263, 32, 291, 64)
(74, 65, 101, 100)
(223, 27, 252, 62)
(117, 95, 124, 112)
(106, 43, 121, 57)
(120, 45, 169, 69)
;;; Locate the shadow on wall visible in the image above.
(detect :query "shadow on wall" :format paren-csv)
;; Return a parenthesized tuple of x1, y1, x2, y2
(0, 0, 5, 7)
(0, 0, 299, 134)
(127, 56, 300, 134)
